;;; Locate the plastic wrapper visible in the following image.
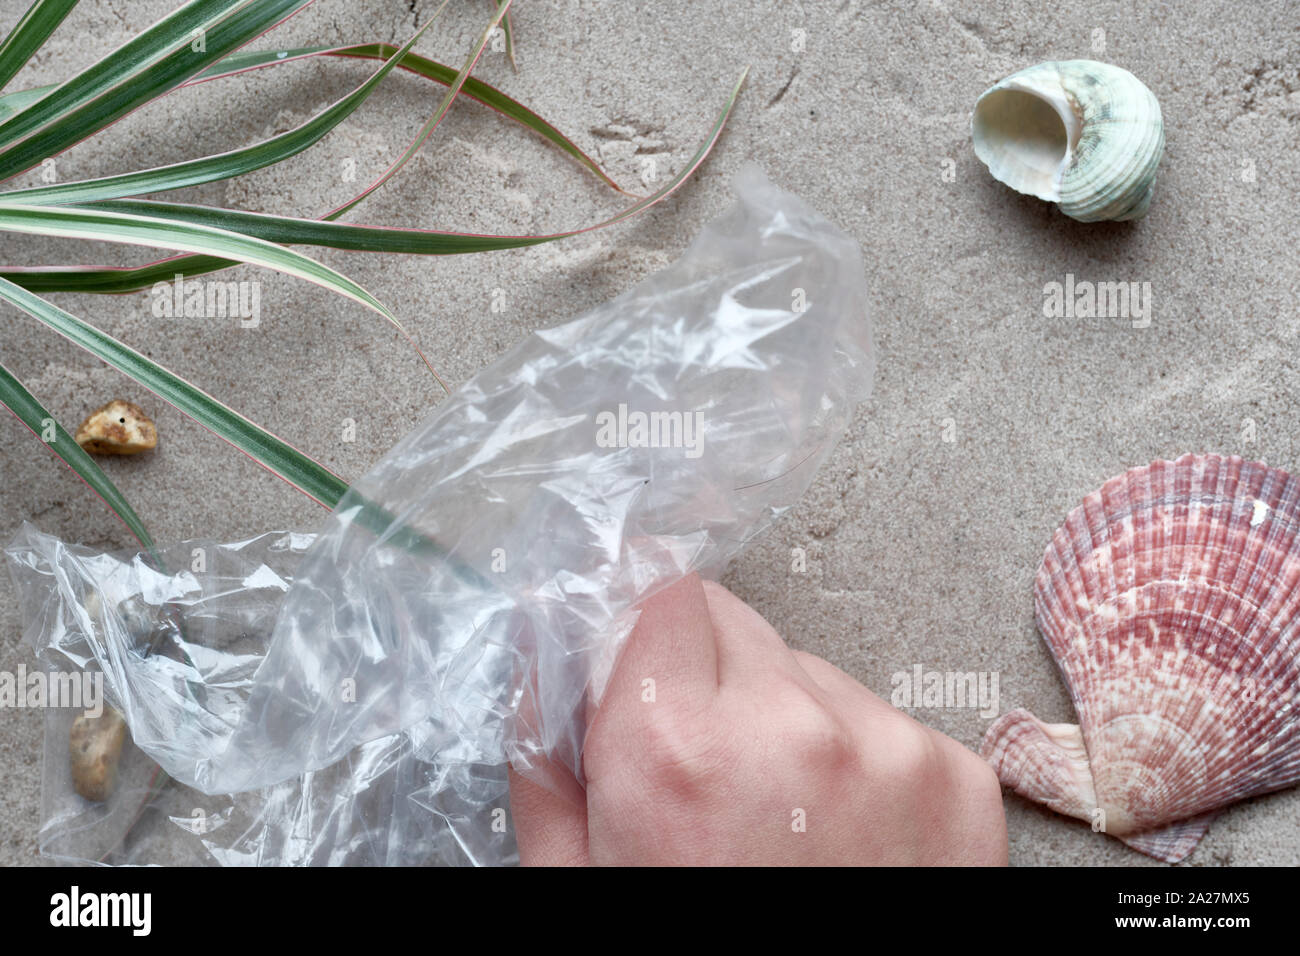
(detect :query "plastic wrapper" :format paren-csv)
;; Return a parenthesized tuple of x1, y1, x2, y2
(7, 165, 874, 864)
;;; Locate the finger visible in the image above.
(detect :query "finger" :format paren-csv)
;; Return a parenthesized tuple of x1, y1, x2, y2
(508, 763, 589, 866)
(600, 573, 720, 713)
(701, 579, 809, 686)
(508, 650, 590, 866)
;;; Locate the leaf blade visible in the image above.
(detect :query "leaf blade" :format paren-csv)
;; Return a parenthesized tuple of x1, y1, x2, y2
(0, 82, 54, 122)
(187, 42, 624, 193)
(0, 7, 447, 204)
(96, 65, 750, 248)
(75, 199, 554, 253)
(0, 275, 348, 506)
(0, 201, 403, 328)
(0, 67, 748, 294)
(0, 201, 446, 387)
(326, 0, 514, 219)
(0, 0, 313, 180)
(0, 0, 79, 93)
(0, 359, 155, 549)
(491, 0, 516, 70)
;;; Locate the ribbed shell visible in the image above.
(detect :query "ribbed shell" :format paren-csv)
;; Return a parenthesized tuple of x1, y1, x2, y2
(983, 454, 1300, 862)
(1055, 61, 1164, 221)
(972, 60, 1164, 222)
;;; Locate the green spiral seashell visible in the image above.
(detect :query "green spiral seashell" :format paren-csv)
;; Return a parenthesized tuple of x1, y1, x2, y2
(972, 60, 1165, 222)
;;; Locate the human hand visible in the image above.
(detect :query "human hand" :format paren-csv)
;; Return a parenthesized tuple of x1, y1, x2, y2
(509, 573, 1008, 865)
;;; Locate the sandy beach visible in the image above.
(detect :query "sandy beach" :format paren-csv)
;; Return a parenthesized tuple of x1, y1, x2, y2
(0, 0, 1296, 865)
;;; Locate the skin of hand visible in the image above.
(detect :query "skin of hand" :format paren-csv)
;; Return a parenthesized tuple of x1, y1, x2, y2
(509, 573, 1009, 866)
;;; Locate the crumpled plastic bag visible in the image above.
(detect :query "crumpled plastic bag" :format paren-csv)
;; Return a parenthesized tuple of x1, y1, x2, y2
(7, 164, 874, 864)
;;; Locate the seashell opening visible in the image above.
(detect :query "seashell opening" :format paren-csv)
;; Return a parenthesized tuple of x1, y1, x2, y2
(972, 84, 1080, 204)
(971, 60, 1164, 222)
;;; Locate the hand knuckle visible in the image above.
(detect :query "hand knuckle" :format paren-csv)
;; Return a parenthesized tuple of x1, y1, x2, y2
(773, 685, 857, 770)
(880, 719, 939, 783)
(637, 710, 725, 793)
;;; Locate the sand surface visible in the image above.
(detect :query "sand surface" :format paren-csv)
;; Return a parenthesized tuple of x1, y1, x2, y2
(0, 0, 1297, 865)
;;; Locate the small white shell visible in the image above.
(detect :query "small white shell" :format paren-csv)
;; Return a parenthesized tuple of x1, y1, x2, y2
(972, 60, 1164, 222)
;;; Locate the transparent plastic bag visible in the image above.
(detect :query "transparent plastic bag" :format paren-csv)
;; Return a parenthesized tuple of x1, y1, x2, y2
(7, 165, 874, 864)
(11, 530, 462, 865)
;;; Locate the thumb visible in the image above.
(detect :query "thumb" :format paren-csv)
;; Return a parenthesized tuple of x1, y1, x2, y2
(508, 761, 589, 866)
(507, 653, 590, 866)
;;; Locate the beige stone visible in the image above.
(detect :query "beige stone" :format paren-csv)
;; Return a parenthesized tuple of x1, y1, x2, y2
(74, 400, 158, 455)
(68, 707, 128, 803)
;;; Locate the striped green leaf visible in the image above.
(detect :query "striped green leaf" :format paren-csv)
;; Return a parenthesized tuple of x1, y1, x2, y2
(190, 43, 623, 193)
(0, 200, 423, 347)
(0, 252, 236, 293)
(493, 0, 517, 70)
(0, 82, 52, 121)
(0, 67, 748, 291)
(0, 284, 466, 581)
(76, 199, 553, 252)
(0, 274, 348, 506)
(328, 0, 513, 219)
(0, 0, 312, 180)
(0, 0, 79, 92)
(0, 359, 155, 549)
(0, 9, 446, 205)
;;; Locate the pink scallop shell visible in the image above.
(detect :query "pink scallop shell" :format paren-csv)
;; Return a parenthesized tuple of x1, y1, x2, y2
(982, 453, 1300, 862)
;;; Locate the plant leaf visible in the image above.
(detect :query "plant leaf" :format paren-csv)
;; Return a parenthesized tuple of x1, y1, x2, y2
(0, 0, 79, 93)
(0, 281, 470, 577)
(491, 0, 516, 70)
(0, 0, 313, 180)
(0, 359, 155, 549)
(0, 201, 443, 379)
(75, 199, 553, 252)
(0, 275, 349, 506)
(188, 43, 624, 193)
(0, 67, 749, 290)
(0, 7, 449, 204)
(0, 82, 53, 122)
(0, 251, 232, 292)
(327, 0, 513, 219)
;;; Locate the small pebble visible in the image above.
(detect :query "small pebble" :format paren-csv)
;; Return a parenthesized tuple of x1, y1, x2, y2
(74, 400, 158, 455)
(69, 707, 128, 802)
